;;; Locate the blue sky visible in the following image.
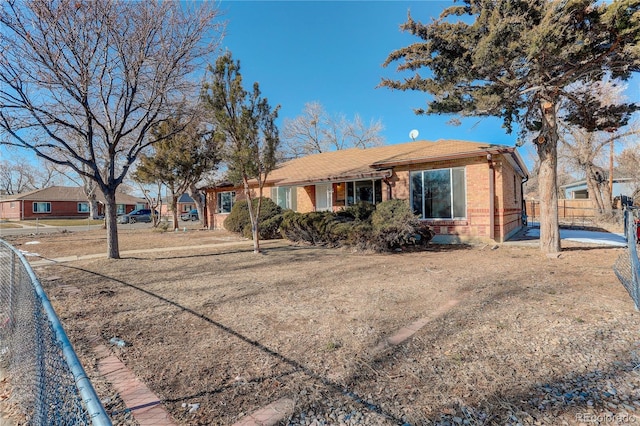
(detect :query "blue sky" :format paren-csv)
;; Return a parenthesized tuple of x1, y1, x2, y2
(217, 0, 639, 170)
(3, 0, 637, 174)
(217, 1, 522, 149)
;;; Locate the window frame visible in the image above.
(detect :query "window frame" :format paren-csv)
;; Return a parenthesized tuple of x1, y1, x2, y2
(271, 186, 297, 210)
(77, 202, 89, 213)
(217, 191, 236, 214)
(32, 202, 51, 213)
(410, 167, 467, 220)
(345, 179, 383, 206)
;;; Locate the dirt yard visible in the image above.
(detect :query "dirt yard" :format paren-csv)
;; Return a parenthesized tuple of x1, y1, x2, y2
(2, 227, 639, 425)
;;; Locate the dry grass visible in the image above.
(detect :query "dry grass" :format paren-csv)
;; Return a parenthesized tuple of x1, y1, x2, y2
(2, 228, 639, 425)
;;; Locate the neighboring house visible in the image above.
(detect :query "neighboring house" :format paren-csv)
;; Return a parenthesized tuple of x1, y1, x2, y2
(561, 178, 636, 200)
(160, 193, 197, 216)
(0, 186, 146, 220)
(205, 139, 529, 243)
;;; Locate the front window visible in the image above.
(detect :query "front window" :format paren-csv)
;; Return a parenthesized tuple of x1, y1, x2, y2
(217, 191, 236, 213)
(271, 187, 297, 210)
(346, 180, 382, 205)
(117, 204, 126, 215)
(78, 202, 89, 213)
(411, 167, 466, 219)
(33, 202, 51, 213)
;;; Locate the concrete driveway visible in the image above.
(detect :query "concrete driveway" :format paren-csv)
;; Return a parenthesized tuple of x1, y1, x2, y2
(520, 226, 627, 247)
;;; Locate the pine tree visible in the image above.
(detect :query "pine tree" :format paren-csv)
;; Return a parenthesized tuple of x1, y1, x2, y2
(202, 53, 280, 253)
(381, 0, 639, 253)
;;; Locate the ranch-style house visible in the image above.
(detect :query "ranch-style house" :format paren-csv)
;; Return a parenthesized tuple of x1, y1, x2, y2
(204, 139, 529, 243)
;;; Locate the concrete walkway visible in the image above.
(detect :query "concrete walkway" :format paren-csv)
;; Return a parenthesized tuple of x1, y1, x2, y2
(505, 225, 627, 247)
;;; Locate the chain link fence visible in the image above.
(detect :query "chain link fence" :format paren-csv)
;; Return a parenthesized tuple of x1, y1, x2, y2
(613, 207, 640, 309)
(0, 238, 111, 426)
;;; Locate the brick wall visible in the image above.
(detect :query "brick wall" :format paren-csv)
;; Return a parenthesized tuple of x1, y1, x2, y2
(297, 186, 315, 212)
(494, 158, 525, 240)
(0, 201, 22, 220)
(206, 189, 244, 229)
(384, 155, 524, 242)
(22, 200, 89, 219)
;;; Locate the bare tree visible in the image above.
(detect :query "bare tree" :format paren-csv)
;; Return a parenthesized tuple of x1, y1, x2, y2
(559, 80, 639, 214)
(0, 0, 223, 258)
(618, 145, 640, 200)
(0, 155, 65, 194)
(135, 181, 163, 228)
(280, 102, 385, 160)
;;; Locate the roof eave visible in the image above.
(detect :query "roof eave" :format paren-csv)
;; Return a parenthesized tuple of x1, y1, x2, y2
(276, 169, 393, 187)
(371, 147, 529, 178)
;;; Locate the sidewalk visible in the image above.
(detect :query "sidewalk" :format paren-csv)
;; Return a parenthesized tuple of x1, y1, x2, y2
(28, 239, 282, 267)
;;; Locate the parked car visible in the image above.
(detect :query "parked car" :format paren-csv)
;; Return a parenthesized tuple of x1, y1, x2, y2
(181, 209, 199, 221)
(117, 209, 157, 224)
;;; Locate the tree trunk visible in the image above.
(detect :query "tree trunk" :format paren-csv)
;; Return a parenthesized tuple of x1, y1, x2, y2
(585, 166, 605, 213)
(600, 176, 613, 214)
(253, 192, 263, 254)
(243, 180, 260, 254)
(89, 197, 100, 220)
(82, 178, 100, 219)
(169, 184, 179, 231)
(103, 190, 120, 259)
(596, 166, 613, 216)
(186, 184, 205, 227)
(536, 99, 561, 254)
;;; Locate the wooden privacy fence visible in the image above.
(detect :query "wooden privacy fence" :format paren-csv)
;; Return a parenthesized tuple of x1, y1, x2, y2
(526, 199, 598, 221)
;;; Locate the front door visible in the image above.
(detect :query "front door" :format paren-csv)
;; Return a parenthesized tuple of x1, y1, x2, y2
(315, 184, 332, 212)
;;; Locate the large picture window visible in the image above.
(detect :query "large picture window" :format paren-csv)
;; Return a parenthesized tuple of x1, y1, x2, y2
(78, 202, 89, 213)
(217, 191, 236, 213)
(411, 167, 466, 219)
(346, 180, 382, 206)
(271, 187, 297, 210)
(33, 202, 51, 213)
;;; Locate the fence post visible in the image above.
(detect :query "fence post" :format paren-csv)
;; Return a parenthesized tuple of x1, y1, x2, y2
(633, 215, 639, 308)
(630, 212, 640, 311)
(9, 252, 15, 329)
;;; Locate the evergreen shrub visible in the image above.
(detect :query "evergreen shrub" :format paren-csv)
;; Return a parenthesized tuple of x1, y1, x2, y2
(279, 199, 433, 251)
(223, 197, 283, 239)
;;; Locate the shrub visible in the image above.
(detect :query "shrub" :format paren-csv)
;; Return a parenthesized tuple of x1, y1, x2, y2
(343, 201, 376, 221)
(223, 197, 283, 239)
(260, 213, 284, 240)
(369, 199, 434, 251)
(223, 199, 250, 234)
(279, 199, 434, 252)
(280, 211, 334, 245)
